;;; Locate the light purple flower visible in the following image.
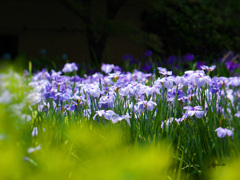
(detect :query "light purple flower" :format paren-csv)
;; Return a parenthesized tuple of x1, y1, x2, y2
(26, 93, 41, 105)
(200, 65, 216, 72)
(62, 63, 78, 73)
(98, 95, 115, 109)
(119, 84, 135, 97)
(21, 114, 32, 122)
(101, 63, 115, 74)
(176, 113, 189, 123)
(183, 106, 204, 118)
(93, 110, 116, 120)
(108, 71, 122, 80)
(157, 77, 174, 89)
(137, 100, 157, 112)
(174, 76, 188, 86)
(161, 118, 174, 129)
(32, 127, 38, 137)
(227, 77, 240, 87)
(85, 84, 102, 98)
(119, 83, 141, 97)
(83, 109, 91, 119)
(113, 66, 121, 72)
(0, 90, 13, 104)
(28, 144, 41, 153)
(234, 111, 240, 118)
(215, 127, 233, 138)
(55, 92, 71, 102)
(184, 70, 205, 77)
(71, 95, 86, 104)
(225, 61, 240, 72)
(194, 74, 211, 87)
(112, 114, 131, 126)
(138, 85, 161, 97)
(158, 67, 172, 76)
(168, 88, 185, 102)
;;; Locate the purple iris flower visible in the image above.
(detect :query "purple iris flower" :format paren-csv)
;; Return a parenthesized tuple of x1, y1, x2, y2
(28, 144, 41, 154)
(98, 95, 115, 109)
(157, 77, 174, 89)
(123, 54, 134, 61)
(31, 69, 51, 81)
(234, 111, 240, 118)
(227, 77, 240, 86)
(158, 67, 172, 76)
(32, 127, 38, 137)
(138, 85, 161, 97)
(114, 66, 121, 72)
(62, 63, 78, 73)
(43, 91, 56, 100)
(86, 84, 102, 98)
(55, 92, 71, 102)
(168, 88, 185, 101)
(43, 84, 56, 99)
(70, 75, 82, 82)
(161, 118, 173, 129)
(225, 61, 240, 72)
(183, 106, 204, 118)
(119, 84, 136, 97)
(88, 69, 97, 74)
(108, 71, 122, 80)
(144, 50, 152, 57)
(67, 104, 77, 112)
(93, 110, 116, 120)
(50, 70, 62, 80)
(200, 65, 216, 73)
(123, 54, 140, 65)
(183, 53, 194, 62)
(26, 93, 42, 105)
(137, 100, 157, 112)
(141, 62, 152, 72)
(71, 95, 86, 104)
(101, 63, 115, 74)
(132, 70, 152, 82)
(194, 73, 211, 87)
(168, 55, 177, 64)
(112, 114, 131, 126)
(161, 117, 181, 129)
(83, 109, 91, 119)
(215, 127, 233, 138)
(210, 77, 222, 94)
(196, 61, 206, 69)
(184, 70, 205, 77)
(174, 76, 188, 86)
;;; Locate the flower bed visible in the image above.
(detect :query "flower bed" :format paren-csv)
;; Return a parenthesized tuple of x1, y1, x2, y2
(0, 61, 240, 179)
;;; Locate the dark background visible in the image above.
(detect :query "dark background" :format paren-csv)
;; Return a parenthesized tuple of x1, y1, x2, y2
(1, 0, 240, 69)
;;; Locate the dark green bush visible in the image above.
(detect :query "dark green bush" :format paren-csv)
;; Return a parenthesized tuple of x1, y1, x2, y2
(140, 0, 240, 62)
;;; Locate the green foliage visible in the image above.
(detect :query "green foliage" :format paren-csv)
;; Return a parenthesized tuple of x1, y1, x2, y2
(141, 0, 240, 61)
